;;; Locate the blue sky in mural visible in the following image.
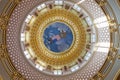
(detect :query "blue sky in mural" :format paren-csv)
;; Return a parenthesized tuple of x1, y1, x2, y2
(43, 22, 73, 53)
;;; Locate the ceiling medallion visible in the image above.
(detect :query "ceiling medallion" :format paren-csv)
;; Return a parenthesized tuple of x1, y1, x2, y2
(20, 2, 92, 76)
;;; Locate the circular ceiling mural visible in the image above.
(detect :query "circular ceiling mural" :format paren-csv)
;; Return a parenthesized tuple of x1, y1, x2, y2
(43, 22, 73, 53)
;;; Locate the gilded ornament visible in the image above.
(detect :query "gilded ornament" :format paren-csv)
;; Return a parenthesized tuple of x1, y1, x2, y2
(27, 8, 87, 68)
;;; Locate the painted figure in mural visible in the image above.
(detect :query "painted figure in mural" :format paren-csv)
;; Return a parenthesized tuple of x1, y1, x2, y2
(43, 22, 73, 53)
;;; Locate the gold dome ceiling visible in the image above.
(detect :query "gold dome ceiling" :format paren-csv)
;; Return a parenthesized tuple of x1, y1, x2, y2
(0, 0, 120, 80)
(20, 3, 88, 75)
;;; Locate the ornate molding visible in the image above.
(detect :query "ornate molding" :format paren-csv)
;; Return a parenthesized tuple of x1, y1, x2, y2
(114, 69, 120, 80)
(29, 8, 86, 67)
(99, 0, 107, 6)
(117, 0, 120, 7)
(0, 0, 23, 80)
